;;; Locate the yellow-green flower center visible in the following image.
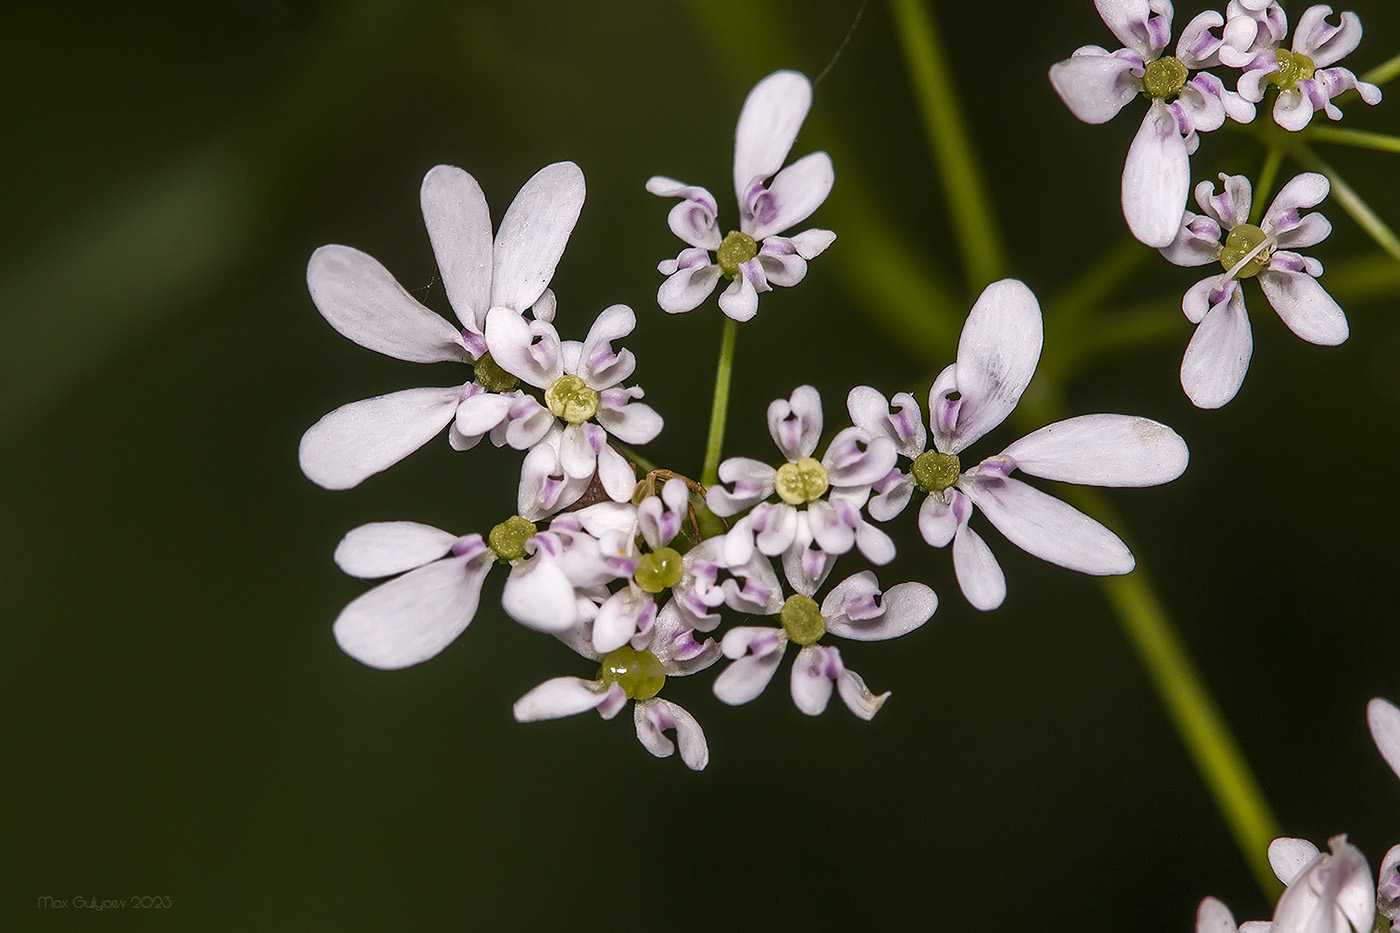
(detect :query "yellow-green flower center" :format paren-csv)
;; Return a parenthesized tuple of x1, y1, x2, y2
(911, 450, 960, 493)
(473, 351, 518, 393)
(1270, 49, 1316, 90)
(634, 546, 683, 594)
(596, 646, 666, 699)
(774, 457, 830, 505)
(716, 230, 758, 278)
(779, 594, 826, 646)
(1219, 223, 1272, 278)
(1142, 55, 1189, 99)
(545, 374, 598, 423)
(487, 515, 537, 562)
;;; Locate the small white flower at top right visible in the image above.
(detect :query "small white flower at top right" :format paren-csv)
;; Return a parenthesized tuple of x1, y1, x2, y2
(1161, 171, 1346, 409)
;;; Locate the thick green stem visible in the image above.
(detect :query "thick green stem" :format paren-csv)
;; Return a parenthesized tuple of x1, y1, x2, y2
(888, 0, 1009, 292)
(1306, 126, 1400, 156)
(1296, 144, 1400, 265)
(1250, 146, 1286, 225)
(700, 317, 738, 488)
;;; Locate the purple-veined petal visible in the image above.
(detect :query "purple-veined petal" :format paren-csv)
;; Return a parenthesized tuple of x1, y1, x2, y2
(952, 522, 1006, 611)
(1293, 6, 1362, 68)
(1263, 172, 1329, 231)
(597, 389, 663, 445)
(1197, 173, 1253, 231)
(646, 176, 723, 250)
(837, 667, 890, 721)
(578, 304, 637, 389)
(713, 628, 787, 705)
(868, 469, 915, 522)
(999, 414, 1188, 487)
(790, 644, 841, 716)
(1176, 10, 1225, 68)
(823, 428, 898, 488)
(332, 546, 493, 670)
(502, 393, 554, 450)
(1160, 212, 1224, 267)
(634, 698, 709, 770)
(657, 248, 722, 313)
(513, 676, 613, 721)
(307, 245, 470, 364)
(300, 385, 463, 490)
(420, 165, 494, 331)
(1269, 837, 1323, 886)
(1182, 286, 1253, 409)
(491, 162, 585, 313)
(935, 279, 1044, 454)
(825, 579, 938, 642)
(501, 551, 579, 632)
(755, 236, 808, 288)
(1123, 100, 1191, 248)
(1183, 273, 1236, 324)
(746, 152, 834, 240)
(960, 473, 1135, 575)
(1369, 698, 1400, 782)
(518, 432, 589, 520)
(733, 70, 812, 202)
(484, 306, 563, 388)
(750, 502, 799, 558)
(1049, 47, 1144, 123)
(334, 521, 462, 578)
(768, 384, 824, 461)
(1096, 0, 1174, 59)
(707, 457, 777, 516)
(1258, 267, 1348, 345)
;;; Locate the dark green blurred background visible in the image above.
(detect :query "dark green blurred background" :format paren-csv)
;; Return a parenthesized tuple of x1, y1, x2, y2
(5, 1, 1399, 929)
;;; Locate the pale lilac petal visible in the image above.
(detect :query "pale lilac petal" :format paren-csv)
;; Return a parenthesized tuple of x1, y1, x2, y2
(1049, 47, 1143, 123)
(999, 414, 1188, 487)
(1176, 10, 1225, 69)
(634, 698, 709, 770)
(717, 263, 765, 322)
(501, 552, 579, 633)
(789, 644, 840, 715)
(332, 546, 493, 670)
(713, 629, 787, 706)
(596, 443, 638, 503)
(751, 502, 799, 557)
(917, 490, 962, 548)
(790, 228, 836, 259)
(953, 522, 1006, 611)
(513, 676, 613, 721)
(657, 249, 722, 314)
(491, 162, 585, 313)
(646, 176, 723, 250)
(484, 307, 563, 388)
(502, 393, 554, 450)
(453, 391, 515, 438)
(768, 385, 824, 460)
(755, 237, 808, 288)
(836, 668, 890, 721)
(1097, 0, 1174, 58)
(578, 304, 637, 389)
(334, 522, 461, 578)
(746, 151, 834, 240)
(960, 473, 1135, 575)
(855, 521, 897, 566)
(1269, 837, 1322, 886)
(822, 428, 898, 488)
(559, 422, 602, 480)
(307, 245, 470, 364)
(1161, 213, 1224, 267)
(1182, 287, 1253, 409)
(868, 470, 915, 522)
(1368, 698, 1400, 782)
(825, 578, 938, 642)
(1378, 845, 1400, 923)
(1258, 268, 1348, 345)
(1293, 6, 1362, 67)
(707, 457, 777, 515)
(1175, 74, 1228, 134)
(806, 500, 855, 556)
(732, 70, 812, 201)
(420, 165, 493, 330)
(1195, 897, 1242, 933)
(1272, 86, 1316, 131)
(1271, 836, 1374, 933)
(596, 391, 663, 445)
(1263, 172, 1328, 234)
(935, 279, 1043, 454)
(593, 588, 650, 654)
(1184, 273, 1236, 324)
(300, 385, 463, 490)
(1123, 100, 1191, 248)
(517, 433, 589, 520)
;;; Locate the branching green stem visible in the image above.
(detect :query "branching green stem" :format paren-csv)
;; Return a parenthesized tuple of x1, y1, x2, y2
(1306, 126, 1400, 156)
(1250, 146, 1287, 225)
(700, 317, 738, 488)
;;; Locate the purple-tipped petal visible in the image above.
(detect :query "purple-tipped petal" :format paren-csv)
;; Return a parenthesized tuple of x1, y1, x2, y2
(300, 385, 464, 490)
(825, 578, 938, 642)
(578, 304, 637, 389)
(768, 385, 824, 461)
(713, 627, 787, 705)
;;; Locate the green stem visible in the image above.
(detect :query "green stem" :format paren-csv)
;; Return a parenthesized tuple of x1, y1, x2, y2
(700, 317, 738, 488)
(888, 0, 1009, 292)
(1295, 144, 1400, 265)
(1306, 126, 1400, 156)
(1363, 50, 1400, 88)
(1250, 146, 1286, 225)
(1045, 239, 1151, 337)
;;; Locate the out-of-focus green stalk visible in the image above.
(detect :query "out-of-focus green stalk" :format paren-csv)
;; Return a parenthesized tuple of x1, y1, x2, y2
(1307, 126, 1400, 156)
(1363, 51, 1400, 88)
(1296, 144, 1400, 264)
(1250, 146, 1287, 225)
(701, 318, 738, 488)
(888, 0, 1009, 292)
(1045, 239, 1150, 337)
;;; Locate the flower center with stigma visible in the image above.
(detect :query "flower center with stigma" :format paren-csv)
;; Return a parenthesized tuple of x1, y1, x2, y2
(544, 374, 598, 423)
(472, 351, 518, 393)
(779, 594, 826, 646)
(1269, 49, 1316, 90)
(596, 646, 666, 699)
(911, 450, 960, 494)
(488, 515, 537, 562)
(716, 230, 758, 278)
(633, 546, 683, 594)
(1219, 223, 1273, 278)
(1142, 55, 1189, 100)
(774, 457, 830, 505)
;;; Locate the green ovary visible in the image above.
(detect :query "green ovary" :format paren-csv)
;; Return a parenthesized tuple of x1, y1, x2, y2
(779, 594, 826, 646)
(596, 646, 666, 699)
(911, 450, 960, 493)
(1270, 49, 1315, 89)
(488, 515, 537, 562)
(774, 458, 830, 505)
(1219, 224, 1272, 278)
(1142, 55, 1189, 99)
(634, 547, 683, 594)
(473, 352, 519, 393)
(716, 230, 758, 278)
(545, 374, 598, 423)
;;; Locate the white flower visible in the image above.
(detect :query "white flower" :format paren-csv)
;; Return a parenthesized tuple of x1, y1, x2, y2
(712, 570, 937, 719)
(1161, 172, 1346, 409)
(647, 70, 835, 321)
(299, 163, 583, 489)
(706, 385, 897, 591)
(1049, 1, 1254, 247)
(1235, 5, 1382, 131)
(1266, 836, 1376, 933)
(848, 280, 1189, 611)
(512, 605, 721, 770)
(473, 303, 663, 515)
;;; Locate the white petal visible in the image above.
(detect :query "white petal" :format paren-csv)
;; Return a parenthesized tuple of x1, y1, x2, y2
(1097, 0, 1174, 58)
(1258, 269, 1348, 346)
(1369, 698, 1400, 782)
(577, 304, 637, 388)
(596, 443, 639, 502)
(1123, 100, 1191, 248)
(952, 522, 1006, 611)
(746, 151, 834, 240)
(707, 457, 776, 516)
(333, 547, 493, 670)
(1181, 289, 1253, 409)
(491, 162, 585, 313)
(1049, 49, 1143, 123)
(826, 581, 938, 642)
(1195, 897, 1242, 933)
(334, 522, 461, 578)
(713, 629, 787, 706)
(299, 385, 462, 490)
(484, 307, 563, 388)
(1268, 837, 1321, 886)
(657, 250, 722, 314)
(634, 698, 709, 770)
(999, 414, 1189, 487)
(420, 165, 494, 330)
(936, 279, 1043, 453)
(789, 644, 838, 716)
(592, 588, 648, 654)
(717, 267, 763, 322)
(596, 392, 663, 445)
(768, 384, 824, 461)
(733, 70, 812, 201)
(453, 391, 515, 438)
(513, 676, 611, 721)
(836, 668, 890, 721)
(960, 473, 1135, 575)
(307, 245, 469, 363)
(501, 553, 579, 632)
(1263, 172, 1329, 230)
